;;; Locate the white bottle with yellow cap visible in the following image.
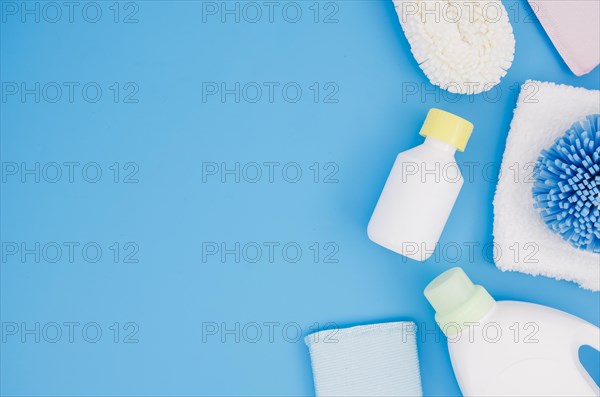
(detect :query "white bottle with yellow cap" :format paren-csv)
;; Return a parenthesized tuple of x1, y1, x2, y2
(368, 108, 473, 261)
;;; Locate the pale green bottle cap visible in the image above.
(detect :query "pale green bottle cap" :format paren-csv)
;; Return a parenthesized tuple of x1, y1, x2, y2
(424, 267, 495, 336)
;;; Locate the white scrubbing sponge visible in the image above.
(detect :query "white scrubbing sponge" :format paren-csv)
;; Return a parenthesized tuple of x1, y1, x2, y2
(393, 0, 515, 94)
(493, 81, 600, 291)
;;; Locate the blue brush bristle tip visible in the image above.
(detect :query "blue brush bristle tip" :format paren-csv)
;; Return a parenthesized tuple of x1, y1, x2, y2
(533, 114, 600, 254)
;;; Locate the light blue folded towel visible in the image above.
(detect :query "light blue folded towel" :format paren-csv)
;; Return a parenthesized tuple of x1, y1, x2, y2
(305, 322, 423, 397)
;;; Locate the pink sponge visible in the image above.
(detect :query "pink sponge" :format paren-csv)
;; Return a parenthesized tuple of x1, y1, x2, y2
(530, 0, 600, 76)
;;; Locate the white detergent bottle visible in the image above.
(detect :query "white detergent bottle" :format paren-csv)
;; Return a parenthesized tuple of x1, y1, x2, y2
(368, 108, 473, 261)
(424, 267, 600, 397)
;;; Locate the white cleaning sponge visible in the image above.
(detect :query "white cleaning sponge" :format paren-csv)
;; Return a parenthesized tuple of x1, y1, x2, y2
(393, 0, 515, 94)
(493, 81, 600, 291)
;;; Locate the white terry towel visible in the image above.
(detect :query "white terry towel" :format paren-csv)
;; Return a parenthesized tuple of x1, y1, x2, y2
(304, 322, 422, 397)
(493, 80, 600, 291)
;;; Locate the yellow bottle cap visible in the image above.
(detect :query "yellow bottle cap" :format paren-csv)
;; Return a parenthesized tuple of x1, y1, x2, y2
(419, 108, 474, 152)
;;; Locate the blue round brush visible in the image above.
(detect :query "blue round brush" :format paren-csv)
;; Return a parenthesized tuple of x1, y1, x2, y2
(533, 114, 600, 254)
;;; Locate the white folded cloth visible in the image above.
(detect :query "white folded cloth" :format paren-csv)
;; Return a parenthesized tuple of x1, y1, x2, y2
(493, 80, 600, 291)
(305, 322, 422, 397)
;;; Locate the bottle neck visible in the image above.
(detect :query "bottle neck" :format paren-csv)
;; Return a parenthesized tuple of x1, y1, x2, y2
(424, 136, 457, 155)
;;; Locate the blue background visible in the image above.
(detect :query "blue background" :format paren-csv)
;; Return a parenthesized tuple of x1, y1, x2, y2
(1, 0, 599, 396)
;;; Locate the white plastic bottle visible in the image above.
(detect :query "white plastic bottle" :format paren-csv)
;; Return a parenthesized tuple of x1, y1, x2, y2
(367, 108, 473, 261)
(424, 267, 600, 397)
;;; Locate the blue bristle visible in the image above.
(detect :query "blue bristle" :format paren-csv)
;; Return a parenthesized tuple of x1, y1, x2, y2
(533, 114, 600, 254)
